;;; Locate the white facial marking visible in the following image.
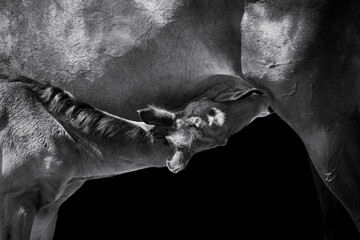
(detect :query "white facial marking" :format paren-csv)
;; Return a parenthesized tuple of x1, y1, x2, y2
(207, 115, 215, 126)
(212, 108, 225, 126)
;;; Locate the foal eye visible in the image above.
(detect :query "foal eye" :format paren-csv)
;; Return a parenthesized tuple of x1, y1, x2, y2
(208, 108, 216, 116)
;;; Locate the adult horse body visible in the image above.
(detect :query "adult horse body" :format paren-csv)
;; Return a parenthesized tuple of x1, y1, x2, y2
(0, 0, 360, 239)
(241, 0, 360, 234)
(0, 1, 270, 239)
(0, 0, 244, 119)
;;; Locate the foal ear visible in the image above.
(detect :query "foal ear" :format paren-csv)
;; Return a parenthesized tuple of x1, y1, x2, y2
(137, 106, 176, 126)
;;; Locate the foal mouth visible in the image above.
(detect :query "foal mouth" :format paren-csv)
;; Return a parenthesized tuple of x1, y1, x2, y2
(166, 147, 197, 174)
(166, 151, 186, 173)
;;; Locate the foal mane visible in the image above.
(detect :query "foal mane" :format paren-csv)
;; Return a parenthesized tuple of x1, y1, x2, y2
(8, 76, 146, 140)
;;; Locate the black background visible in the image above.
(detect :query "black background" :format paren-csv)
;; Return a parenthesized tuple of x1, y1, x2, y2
(54, 115, 358, 240)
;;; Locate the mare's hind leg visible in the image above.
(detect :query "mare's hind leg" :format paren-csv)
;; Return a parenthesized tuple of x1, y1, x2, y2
(305, 119, 360, 237)
(0, 199, 35, 240)
(310, 161, 360, 240)
(30, 209, 59, 240)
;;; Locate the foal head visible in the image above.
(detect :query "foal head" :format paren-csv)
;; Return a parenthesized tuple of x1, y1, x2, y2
(139, 92, 270, 173)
